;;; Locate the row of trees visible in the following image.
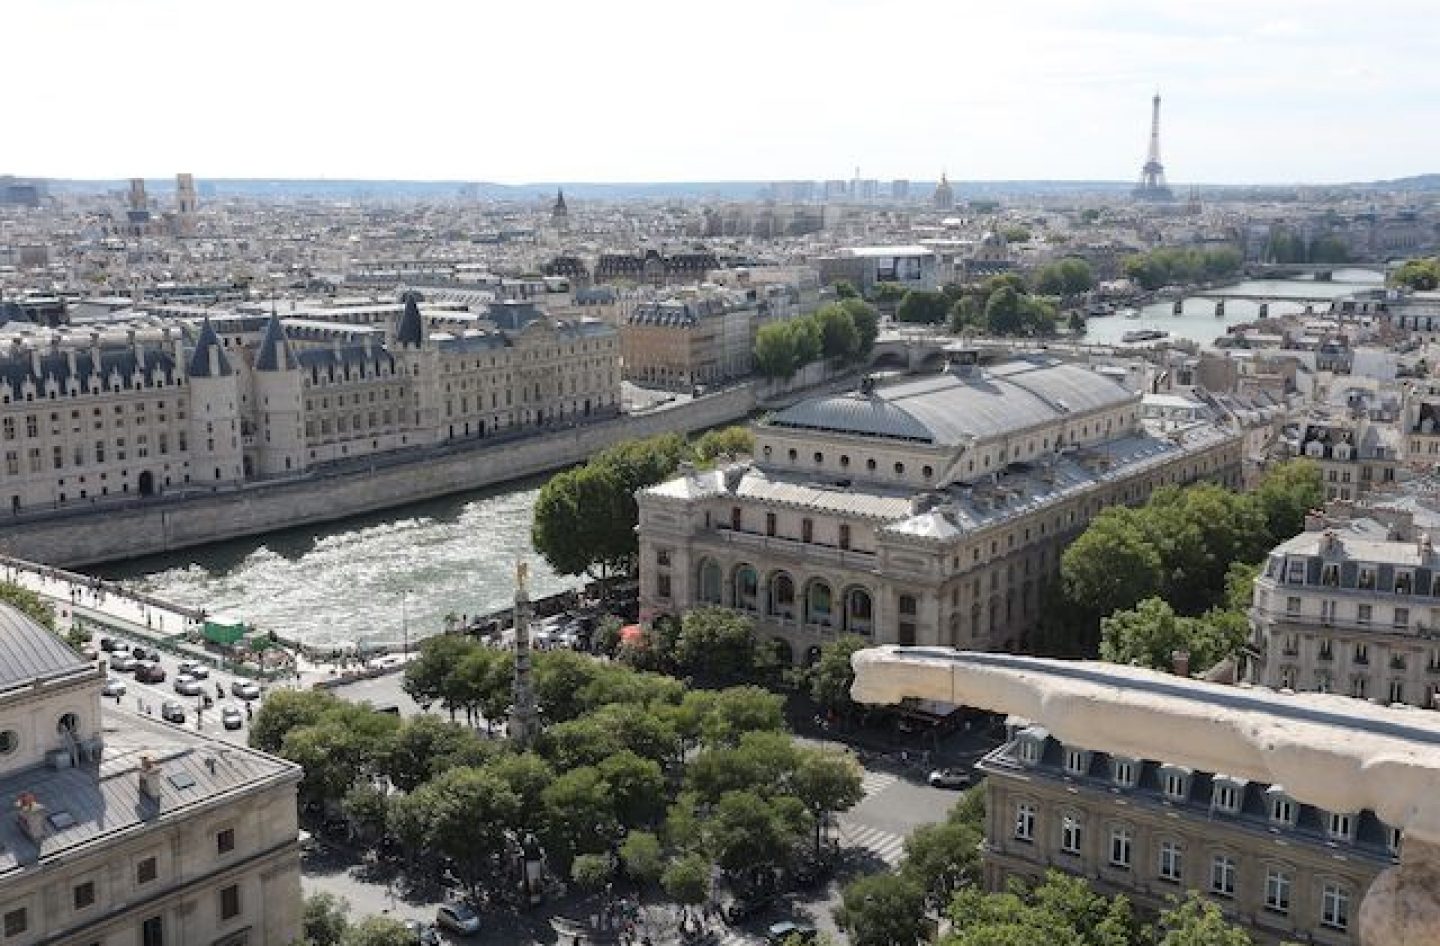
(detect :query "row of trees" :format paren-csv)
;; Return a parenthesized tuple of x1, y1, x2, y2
(301, 895, 425, 946)
(1049, 461, 1322, 664)
(1264, 229, 1351, 265)
(1032, 258, 1097, 297)
(1122, 246, 1243, 290)
(253, 634, 864, 906)
(949, 275, 1059, 337)
(753, 298, 880, 380)
(531, 427, 752, 581)
(1392, 257, 1440, 291)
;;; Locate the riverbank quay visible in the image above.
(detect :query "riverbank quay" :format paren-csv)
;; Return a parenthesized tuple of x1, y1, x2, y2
(0, 383, 759, 568)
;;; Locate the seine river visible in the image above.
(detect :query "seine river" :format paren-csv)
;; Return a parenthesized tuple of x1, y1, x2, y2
(1082, 267, 1385, 347)
(100, 271, 1385, 648)
(98, 476, 582, 651)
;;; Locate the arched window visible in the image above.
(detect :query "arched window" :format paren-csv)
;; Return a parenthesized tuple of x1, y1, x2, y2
(734, 565, 759, 610)
(57, 713, 79, 736)
(846, 588, 874, 635)
(807, 580, 833, 625)
(772, 573, 796, 617)
(698, 559, 722, 604)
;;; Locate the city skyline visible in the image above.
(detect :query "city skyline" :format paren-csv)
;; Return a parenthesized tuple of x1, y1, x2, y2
(7, 0, 1439, 185)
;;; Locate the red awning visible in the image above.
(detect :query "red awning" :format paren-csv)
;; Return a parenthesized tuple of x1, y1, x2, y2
(620, 624, 644, 644)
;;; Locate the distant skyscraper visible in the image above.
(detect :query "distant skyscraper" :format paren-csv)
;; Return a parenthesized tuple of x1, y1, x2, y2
(1133, 92, 1174, 201)
(932, 172, 955, 211)
(128, 178, 148, 212)
(891, 179, 910, 203)
(551, 188, 569, 234)
(176, 173, 197, 215)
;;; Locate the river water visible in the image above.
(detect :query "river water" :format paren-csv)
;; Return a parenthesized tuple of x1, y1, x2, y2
(98, 476, 582, 651)
(1083, 268, 1385, 347)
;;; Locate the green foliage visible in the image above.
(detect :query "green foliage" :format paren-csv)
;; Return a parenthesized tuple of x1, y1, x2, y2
(1253, 459, 1323, 541)
(279, 702, 401, 807)
(1307, 234, 1350, 265)
(0, 580, 56, 632)
(804, 634, 866, 716)
(1122, 246, 1242, 290)
(599, 750, 667, 825)
(896, 289, 951, 325)
(301, 892, 350, 946)
(834, 280, 859, 299)
(693, 426, 755, 463)
(248, 688, 339, 753)
(946, 274, 1055, 337)
(753, 300, 879, 379)
(1061, 508, 1165, 618)
(1392, 258, 1440, 291)
(619, 830, 665, 885)
(1156, 893, 1254, 946)
(706, 789, 812, 874)
(340, 917, 415, 946)
(532, 432, 691, 579)
(836, 872, 929, 946)
(384, 714, 496, 791)
(571, 852, 614, 891)
(543, 766, 619, 864)
(1000, 225, 1032, 243)
(675, 606, 761, 683)
(340, 782, 389, 839)
(1033, 258, 1095, 296)
(389, 766, 521, 900)
(1100, 597, 1247, 673)
(902, 816, 983, 906)
(661, 852, 712, 906)
(791, 748, 865, 856)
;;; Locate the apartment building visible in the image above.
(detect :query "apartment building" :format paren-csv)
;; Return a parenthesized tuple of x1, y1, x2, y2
(620, 291, 755, 391)
(0, 604, 302, 945)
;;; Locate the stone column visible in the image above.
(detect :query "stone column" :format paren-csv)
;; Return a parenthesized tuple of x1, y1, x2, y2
(1359, 840, 1440, 946)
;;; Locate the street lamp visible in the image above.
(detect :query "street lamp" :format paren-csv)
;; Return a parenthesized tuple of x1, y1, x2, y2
(401, 591, 410, 658)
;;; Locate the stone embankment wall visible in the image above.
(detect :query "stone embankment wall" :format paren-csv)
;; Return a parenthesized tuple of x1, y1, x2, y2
(1, 385, 757, 568)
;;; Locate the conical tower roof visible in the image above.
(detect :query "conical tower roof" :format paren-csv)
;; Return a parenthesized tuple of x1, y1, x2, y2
(187, 318, 233, 377)
(255, 311, 297, 371)
(396, 293, 424, 347)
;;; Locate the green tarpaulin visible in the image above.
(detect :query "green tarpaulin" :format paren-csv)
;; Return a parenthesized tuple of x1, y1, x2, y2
(203, 618, 247, 645)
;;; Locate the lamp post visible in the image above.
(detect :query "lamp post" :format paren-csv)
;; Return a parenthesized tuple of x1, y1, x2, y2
(401, 591, 410, 658)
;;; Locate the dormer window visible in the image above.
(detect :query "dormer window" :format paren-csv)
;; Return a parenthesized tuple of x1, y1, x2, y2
(1016, 727, 1047, 766)
(1359, 568, 1376, 590)
(1110, 757, 1139, 789)
(1287, 559, 1307, 584)
(1321, 563, 1340, 586)
(1267, 787, 1298, 826)
(1396, 571, 1414, 595)
(1327, 811, 1355, 842)
(1212, 775, 1247, 815)
(1063, 747, 1091, 777)
(1160, 765, 1191, 802)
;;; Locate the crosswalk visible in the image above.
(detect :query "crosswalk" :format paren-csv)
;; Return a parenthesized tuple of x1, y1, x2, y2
(840, 822, 907, 867)
(860, 770, 898, 797)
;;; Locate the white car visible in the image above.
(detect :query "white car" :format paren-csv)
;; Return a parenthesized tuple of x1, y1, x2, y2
(435, 903, 481, 935)
(221, 705, 245, 731)
(173, 675, 205, 697)
(177, 661, 210, 679)
(102, 677, 128, 698)
(231, 681, 262, 701)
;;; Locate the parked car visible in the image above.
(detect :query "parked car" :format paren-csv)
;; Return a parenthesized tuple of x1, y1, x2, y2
(221, 705, 244, 730)
(177, 660, 210, 679)
(927, 767, 973, 790)
(160, 701, 186, 724)
(435, 902, 481, 936)
(131, 646, 156, 661)
(403, 920, 441, 946)
(231, 681, 261, 701)
(102, 677, 128, 698)
(109, 653, 138, 672)
(173, 675, 204, 697)
(99, 637, 122, 652)
(766, 921, 819, 945)
(136, 663, 167, 684)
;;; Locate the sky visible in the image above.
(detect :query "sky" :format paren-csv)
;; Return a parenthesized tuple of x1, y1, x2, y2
(8, 0, 1437, 185)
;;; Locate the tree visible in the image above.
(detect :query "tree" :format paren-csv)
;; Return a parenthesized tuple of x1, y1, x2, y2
(1156, 893, 1254, 946)
(280, 704, 400, 807)
(835, 872, 928, 946)
(384, 714, 496, 791)
(896, 290, 950, 325)
(902, 817, 983, 906)
(390, 767, 521, 901)
(693, 426, 755, 463)
(402, 633, 479, 717)
(542, 766, 619, 865)
(340, 782, 389, 841)
(706, 789, 809, 876)
(791, 749, 864, 857)
(1252, 460, 1322, 544)
(619, 831, 665, 886)
(984, 286, 1055, 337)
(488, 752, 556, 831)
(755, 320, 801, 378)
(1033, 259, 1094, 297)
(702, 685, 786, 746)
(1392, 258, 1440, 291)
(248, 688, 338, 754)
(815, 303, 862, 361)
(662, 852, 712, 912)
(301, 892, 350, 946)
(340, 917, 415, 946)
(1060, 509, 1164, 618)
(1000, 226, 1032, 243)
(598, 750, 666, 826)
(533, 649, 603, 724)
(841, 298, 881, 358)
(0, 581, 56, 631)
(834, 280, 859, 299)
(688, 730, 800, 802)
(1099, 597, 1246, 673)
(806, 635, 866, 719)
(675, 607, 759, 682)
(570, 853, 613, 892)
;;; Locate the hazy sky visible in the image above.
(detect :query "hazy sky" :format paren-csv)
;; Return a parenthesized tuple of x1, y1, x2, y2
(9, 0, 1436, 184)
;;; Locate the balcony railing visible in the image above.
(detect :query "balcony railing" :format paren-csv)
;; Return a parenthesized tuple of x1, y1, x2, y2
(714, 527, 878, 569)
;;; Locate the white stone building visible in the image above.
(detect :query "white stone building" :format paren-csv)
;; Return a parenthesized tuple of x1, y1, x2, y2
(0, 604, 302, 945)
(637, 351, 1243, 662)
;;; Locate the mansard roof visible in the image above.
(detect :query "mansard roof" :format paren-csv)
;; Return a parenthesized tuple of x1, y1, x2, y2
(254, 313, 298, 371)
(186, 319, 233, 378)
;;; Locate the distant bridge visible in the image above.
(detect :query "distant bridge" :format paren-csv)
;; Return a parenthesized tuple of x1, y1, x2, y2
(1243, 262, 1386, 280)
(868, 329, 1180, 371)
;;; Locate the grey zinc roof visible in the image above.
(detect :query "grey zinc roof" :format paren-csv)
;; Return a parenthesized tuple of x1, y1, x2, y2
(186, 319, 233, 377)
(0, 711, 298, 876)
(768, 359, 1134, 446)
(0, 602, 88, 692)
(254, 313, 298, 371)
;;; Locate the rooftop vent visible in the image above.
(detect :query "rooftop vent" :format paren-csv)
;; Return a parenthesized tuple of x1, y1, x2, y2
(14, 793, 46, 841)
(138, 755, 164, 800)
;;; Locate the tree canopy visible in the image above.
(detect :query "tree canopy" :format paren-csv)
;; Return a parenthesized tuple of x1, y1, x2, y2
(0, 580, 56, 632)
(948, 275, 1056, 337)
(1122, 246, 1242, 290)
(1392, 258, 1440, 291)
(1033, 258, 1095, 297)
(753, 299, 879, 379)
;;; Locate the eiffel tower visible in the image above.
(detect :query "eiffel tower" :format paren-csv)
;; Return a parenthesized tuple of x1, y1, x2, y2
(1133, 92, 1174, 201)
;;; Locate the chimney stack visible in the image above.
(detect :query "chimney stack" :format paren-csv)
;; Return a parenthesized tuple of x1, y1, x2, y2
(15, 793, 46, 841)
(138, 755, 164, 800)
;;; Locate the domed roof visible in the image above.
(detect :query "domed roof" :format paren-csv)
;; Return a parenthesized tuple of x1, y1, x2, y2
(0, 602, 86, 690)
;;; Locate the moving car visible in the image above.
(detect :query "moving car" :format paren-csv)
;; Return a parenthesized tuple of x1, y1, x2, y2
(177, 660, 210, 679)
(160, 701, 186, 724)
(173, 675, 204, 697)
(102, 677, 128, 698)
(131, 646, 156, 661)
(109, 653, 138, 672)
(403, 920, 441, 946)
(135, 663, 167, 684)
(927, 767, 973, 790)
(231, 681, 262, 701)
(221, 705, 244, 731)
(435, 902, 481, 936)
(100, 637, 123, 652)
